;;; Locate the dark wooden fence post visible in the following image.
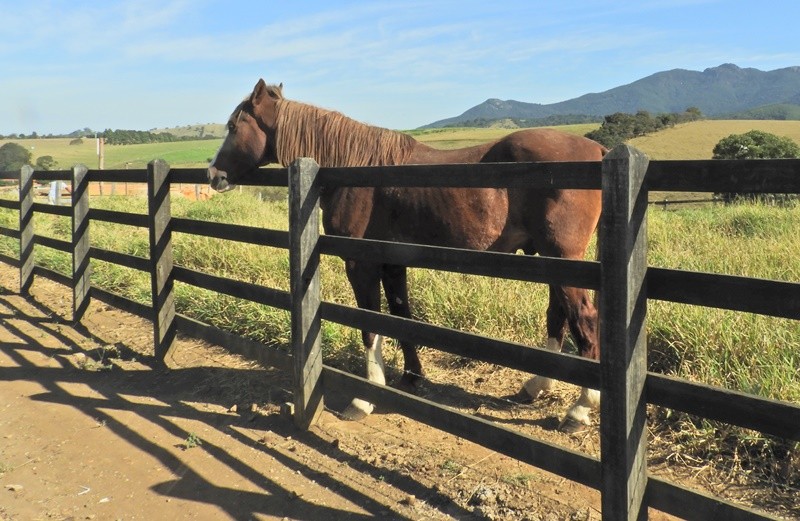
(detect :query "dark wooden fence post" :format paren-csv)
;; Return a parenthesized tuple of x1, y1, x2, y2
(19, 165, 34, 295)
(72, 164, 91, 321)
(600, 144, 650, 521)
(147, 159, 177, 363)
(288, 157, 323, 429)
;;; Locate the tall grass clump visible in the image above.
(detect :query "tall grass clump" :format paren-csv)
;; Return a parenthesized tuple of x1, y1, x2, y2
(647, 203, 799, 498)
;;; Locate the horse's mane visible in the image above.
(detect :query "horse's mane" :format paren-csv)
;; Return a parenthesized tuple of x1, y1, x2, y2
(275, 99, 416, 168)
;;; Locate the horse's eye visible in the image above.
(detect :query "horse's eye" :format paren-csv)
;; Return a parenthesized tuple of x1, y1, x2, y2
(227, 121, 236, 132)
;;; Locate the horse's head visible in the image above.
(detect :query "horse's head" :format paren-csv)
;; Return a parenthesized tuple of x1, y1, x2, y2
(207, 79, 283, 192)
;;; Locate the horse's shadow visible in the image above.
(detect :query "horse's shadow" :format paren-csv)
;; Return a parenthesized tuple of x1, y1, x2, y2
(354, 366, 566, 432)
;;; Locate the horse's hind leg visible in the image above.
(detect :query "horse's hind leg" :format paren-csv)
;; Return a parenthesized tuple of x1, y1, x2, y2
(558, 285, 601, 432)
(381, 264, 424, 391)
(521, 287, 568, 399)
(342, 261, 386, 421)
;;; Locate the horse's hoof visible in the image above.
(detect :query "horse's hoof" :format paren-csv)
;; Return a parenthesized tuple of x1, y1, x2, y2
(341, 399, 372, 421)
(558, 416, 590, 434)
(397, 372, 424, 394)
(512, 387, 534, 404)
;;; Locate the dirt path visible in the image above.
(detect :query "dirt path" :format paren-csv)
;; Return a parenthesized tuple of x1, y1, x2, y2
(0, 268, 682, 520)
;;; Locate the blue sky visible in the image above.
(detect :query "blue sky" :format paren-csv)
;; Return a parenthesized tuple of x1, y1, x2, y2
(2, 0, 799, 135)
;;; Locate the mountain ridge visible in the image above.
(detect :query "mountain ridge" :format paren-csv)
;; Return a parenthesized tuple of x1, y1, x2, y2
(423, 64, 800, 128)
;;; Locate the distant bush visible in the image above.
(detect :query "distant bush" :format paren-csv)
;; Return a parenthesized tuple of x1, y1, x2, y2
(69, 138, 84, 145)
(35, 155, 58, 171)
(0, 142, 32, 171)
(712, 130, 800, 204)
(585, 107, 703, 148)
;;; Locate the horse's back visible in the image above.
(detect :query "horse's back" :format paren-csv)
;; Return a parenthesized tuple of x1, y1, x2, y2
(483, 128, 606, 163)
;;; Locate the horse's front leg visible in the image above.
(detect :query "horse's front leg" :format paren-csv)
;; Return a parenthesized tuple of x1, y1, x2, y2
(342, 261, 387, 421)
(520, 285, 600, 433)
(381, 264, 424, 391)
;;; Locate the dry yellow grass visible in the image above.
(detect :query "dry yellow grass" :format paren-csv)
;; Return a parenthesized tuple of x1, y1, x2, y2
(630, 120, 800, 159)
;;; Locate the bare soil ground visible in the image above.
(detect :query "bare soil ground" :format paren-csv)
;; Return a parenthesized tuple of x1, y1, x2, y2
(0, 267, 785, 520)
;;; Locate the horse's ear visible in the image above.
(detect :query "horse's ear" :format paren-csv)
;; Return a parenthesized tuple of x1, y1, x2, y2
(252, 79, 283, 106)
(251, 79, 268, 105)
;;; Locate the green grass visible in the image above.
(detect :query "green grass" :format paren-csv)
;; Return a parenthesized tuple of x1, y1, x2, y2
(3, 194, 795, 404)
(0, 137, 223, 171)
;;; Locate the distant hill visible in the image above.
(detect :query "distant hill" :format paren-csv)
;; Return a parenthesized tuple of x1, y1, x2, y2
(152, 123, 226, 139)
(722, 103, 800, 120)
(423, 64, 800, 128)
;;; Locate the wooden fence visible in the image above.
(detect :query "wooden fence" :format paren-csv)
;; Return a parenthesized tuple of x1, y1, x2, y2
(0, 145, 798, 520)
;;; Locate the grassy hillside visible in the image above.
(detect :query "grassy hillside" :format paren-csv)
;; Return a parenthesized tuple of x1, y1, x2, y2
(629, 120, 800, 159)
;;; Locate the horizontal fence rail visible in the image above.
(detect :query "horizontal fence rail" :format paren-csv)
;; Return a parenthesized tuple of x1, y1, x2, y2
(0, 154, 797, 521)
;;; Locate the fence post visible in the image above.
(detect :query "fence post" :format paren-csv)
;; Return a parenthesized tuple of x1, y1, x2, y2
(72, 165, 91, 321)
(600, 144, 650, 521)
(147, 159, 177, 363)
(288, 157, 323, 429)
(19, 165, 34, 295)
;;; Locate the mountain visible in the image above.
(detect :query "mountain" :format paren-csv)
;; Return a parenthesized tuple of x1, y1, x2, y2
(423, 64, 800, 128)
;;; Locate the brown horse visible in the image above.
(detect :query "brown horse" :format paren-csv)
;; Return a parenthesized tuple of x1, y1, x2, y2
(208, 79, 606, 431)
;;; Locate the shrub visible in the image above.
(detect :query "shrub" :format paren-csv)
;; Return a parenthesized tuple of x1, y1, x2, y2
(712, 130, 800, 204)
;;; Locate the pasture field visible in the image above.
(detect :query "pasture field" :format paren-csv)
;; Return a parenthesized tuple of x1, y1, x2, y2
(0, 137, 223, 170)
(5, 119, 800, 171)
(629, 119, 800, 159)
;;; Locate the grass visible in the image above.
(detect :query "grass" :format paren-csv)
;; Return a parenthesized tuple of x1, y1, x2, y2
(3, 194, 795, 402)
(629, 120, 800, 159)
(0, 137, 223, 170)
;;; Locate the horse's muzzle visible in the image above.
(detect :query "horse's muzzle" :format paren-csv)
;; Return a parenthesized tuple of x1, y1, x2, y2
(208, 166, 233, 192)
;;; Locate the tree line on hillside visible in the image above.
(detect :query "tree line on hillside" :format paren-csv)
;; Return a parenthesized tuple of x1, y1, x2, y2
(584, 107, 704, 148)
(0, 127, 220, 143)
(98, 129, 218, 145)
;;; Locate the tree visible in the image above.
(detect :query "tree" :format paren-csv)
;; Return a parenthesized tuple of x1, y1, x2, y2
(712, 130, 800, 160)
(36, 156, 58, 171)
(0, 142, 32, 171)
(713, 130, 800, 203)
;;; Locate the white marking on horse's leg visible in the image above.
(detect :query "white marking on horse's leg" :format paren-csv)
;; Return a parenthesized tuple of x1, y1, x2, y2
(343, 335, 385, 420)
(366, 335, 386, 385)
(564, 387, 600, 427)
(522, 337, 561, 398)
